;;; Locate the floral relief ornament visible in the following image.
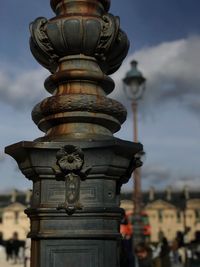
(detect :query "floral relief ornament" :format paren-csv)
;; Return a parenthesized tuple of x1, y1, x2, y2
(52, 145, 91, 214)
(55, 145, 84, 173)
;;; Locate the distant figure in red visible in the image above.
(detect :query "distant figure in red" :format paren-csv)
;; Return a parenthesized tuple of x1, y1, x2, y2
(120, 211, 135, 267)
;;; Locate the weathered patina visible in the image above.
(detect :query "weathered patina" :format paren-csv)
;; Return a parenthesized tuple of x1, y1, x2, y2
(5, 0, 143, 266)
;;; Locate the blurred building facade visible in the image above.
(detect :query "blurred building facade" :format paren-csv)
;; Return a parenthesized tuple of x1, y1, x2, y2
(0, 190, 31, 241)
(0, 188, 200, 243)
(121, 187, 200, 243)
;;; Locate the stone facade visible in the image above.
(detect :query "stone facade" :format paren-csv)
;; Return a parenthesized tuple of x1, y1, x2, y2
(0, 191, 30, 241)
(0, 203, 30, 240)
(121, 188, 200, 243)
(1, 188, 200, 243)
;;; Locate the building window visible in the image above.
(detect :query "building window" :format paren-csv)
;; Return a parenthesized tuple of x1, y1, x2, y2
(158, 210, 163, 222)
(195, 210, 200, 223)
(0, 211, 2, 224)
(177, 211, 181, 223)
(158, 229, 164, 241)
(14, 211, 19, 224)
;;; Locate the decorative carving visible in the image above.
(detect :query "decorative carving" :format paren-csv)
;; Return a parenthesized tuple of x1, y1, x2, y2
(30, 17, 59, 73)
(95, 14, 118, 61)
(50, 0, 111, 13)
(105, 29, 130, 75)
(116, 155, 143, 195)
(32, 94, 127, 126)
(30, 14, 129, 75)
(53, 145, 91, 214)
(57, 173, 82, 214)
(56, 145, 84, 173)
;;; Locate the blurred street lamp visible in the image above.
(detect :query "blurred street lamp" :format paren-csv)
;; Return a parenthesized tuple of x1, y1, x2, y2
(123, 60, 146, 244)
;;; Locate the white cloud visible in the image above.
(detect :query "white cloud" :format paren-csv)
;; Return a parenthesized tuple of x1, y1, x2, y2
(140, 162, 200, 190)
(142, 164, 170, 181)
(0, 151, 5, 163)
(111, 35, 200, 115)
(1, 36, 200, 192)
(1, 35, 200, 114)
(167, 175, 200, 190)
(0, 67, 48, 109)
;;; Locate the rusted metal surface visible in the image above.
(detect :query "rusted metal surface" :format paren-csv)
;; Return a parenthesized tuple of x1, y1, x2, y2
(5, 0, 143, 266)
(50, 0, 111, 13)
(29, 11, 129, 139)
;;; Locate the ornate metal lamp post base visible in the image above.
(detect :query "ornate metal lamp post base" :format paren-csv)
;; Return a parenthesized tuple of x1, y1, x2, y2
(6, 140, 141, 266)
(5, 1, 143, 266)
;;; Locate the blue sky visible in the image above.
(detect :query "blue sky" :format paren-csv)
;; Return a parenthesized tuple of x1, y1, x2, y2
(0, 0, 200, 192)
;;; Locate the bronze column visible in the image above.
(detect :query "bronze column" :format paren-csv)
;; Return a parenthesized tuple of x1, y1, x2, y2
(5, 1, 143, 266)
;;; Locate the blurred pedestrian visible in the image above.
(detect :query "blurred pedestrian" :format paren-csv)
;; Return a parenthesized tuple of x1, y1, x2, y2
(5, 238, 13, 262)
(24, 238, 31, 267)
(144, 239, 161, 267)
(12, 232, 21, 264)
(135, 242, 153, 267)
(160, 237, 171, 267)
(170, 240, 184, 267)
